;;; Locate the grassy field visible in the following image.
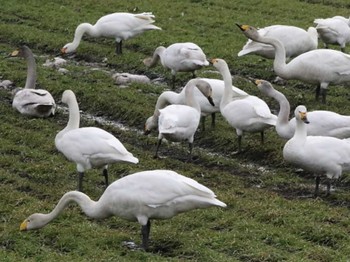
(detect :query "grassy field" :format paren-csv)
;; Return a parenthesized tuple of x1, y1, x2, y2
(1, 0, 350, 261)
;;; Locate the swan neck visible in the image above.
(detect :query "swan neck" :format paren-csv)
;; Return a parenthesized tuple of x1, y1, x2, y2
(294, 118, 307, 140)
(65, 95, 80, 132)
(272, 88, 290, 125)
(71, 23, 95, 49)
(185, 83, 200, 111)
(219, 65, 234, 109)
(24, 50, 37, 89)
(148, 46, 165, 67)
(42, 192, 107, 226)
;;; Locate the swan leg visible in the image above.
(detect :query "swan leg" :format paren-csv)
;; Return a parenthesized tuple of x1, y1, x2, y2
(141, 220, 151, 250)
(314, 175, 320, 197)
(171, 75, 176, 90)
(321, 89, 327, 104)
(78, 172, 84, 192)
(200, 116, 206, 131)
(237, 135, 242, 153)
(187, 142, 193, 161)
(315, 85, 321, 102)
(260, 131, 264, 144)
(154, 139, 162, 158)
(102, 168, 109, 189)
(211, 113, 216, 128)
(116, 41, 122, 55)
(325, 179, 332, 197)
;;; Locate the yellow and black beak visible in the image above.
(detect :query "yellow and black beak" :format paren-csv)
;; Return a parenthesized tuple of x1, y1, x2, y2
(20, 220, 28, 231)
(300, 111, 309, 124)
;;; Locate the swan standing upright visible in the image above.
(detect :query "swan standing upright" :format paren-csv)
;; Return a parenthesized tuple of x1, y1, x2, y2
(238, 25, 318, 59)
(283, 105, 350, 196)
(144, 78, 247, 134)
(61, 12, 161, 55)
(314, 17, 350, 52)
(55, 90, 138, 192)
(20, 169, 227, 250)
(143, 42, 209, 89)
(11, 46, 56, 117)
(155, 79, 215, 159)
(211, 58, 277, 153)
(255, 79, 350, 139)
(237, 24, 350, 104)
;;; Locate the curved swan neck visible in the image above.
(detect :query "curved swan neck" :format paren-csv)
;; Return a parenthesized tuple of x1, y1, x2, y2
(70, 23, 95, 50)
(270, 87, 290, 125)
(258, 36, 288, 77)
(64, 93, 80, 132)
(146, 46, 165, 67)
(218, 64, 234, 109)
(40, 192, 108, 226)
(185, 81, 200, 112)
(23, 48, 37, 89)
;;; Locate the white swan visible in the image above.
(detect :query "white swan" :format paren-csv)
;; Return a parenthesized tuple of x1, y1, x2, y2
(55, 90, 138, 191)
(20, 169, 226, 250)
(238, 25, 318, 59)
(61, 12, 161, 55)
(331, 16, 350, 26)
(314, 17, 350, 52)
(211, 58, 277, 153)
(155, 79, 214, 159)
(143, 42, 209, 89)
(144, 78, 247, 134)
(11, 46, 56, 117)
(283, 105, 350, 196)
(256, 79, 350, 139)
(237, 24, 350, 104)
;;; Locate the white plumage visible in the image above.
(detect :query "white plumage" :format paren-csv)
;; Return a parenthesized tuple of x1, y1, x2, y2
(256, 79, 350, 139)
(314, 17, 350, 52)
(155, 79, 214, 159)
(11, 46, 56, 118)
(144, 78, 247, 133)
(61, 12, 161, 54)
(283, 105, 350, 196)
(237, 24, 350, 104)
(143, 42, 209, 89)
(20, 169, 226, 250)
(55, 90, 138, 191)
(238, 25, 318, 59)
(211, 58, 277, 153)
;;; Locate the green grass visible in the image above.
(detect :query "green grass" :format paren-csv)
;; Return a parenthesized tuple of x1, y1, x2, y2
(1, 0, 350, 261)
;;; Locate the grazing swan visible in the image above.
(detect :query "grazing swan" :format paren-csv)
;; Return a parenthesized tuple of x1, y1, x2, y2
(144, 78, 247, 134)
(256, 79, 350, 139)
(238, 25, 318, 59)
(211, 58, 277, 153)
(314, 17, 350, 52)
(61, 12, 161, 55)
(283, 105, 350, 196)
(143, 42, 209, 89)
(237, 24, 350, 104)
(11, 46, 56, 117)
(20, 169, 227, 250)
(55, 90, 138, 191)
(155, 79, 215, 159)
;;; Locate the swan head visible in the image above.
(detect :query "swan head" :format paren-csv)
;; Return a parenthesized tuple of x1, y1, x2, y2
(20, 213, 48, 231)
(61, 43, 75, 54)
(255, 79, 274, 96)
(195, 80, 215, 106)
(10, 45, 31, 58)
(144, 116, 157, 135)
(210, 58, 227, 71)
(236, 24, 259, 41)
(294, 105, 310, 124)
(61, 89, 76, 104)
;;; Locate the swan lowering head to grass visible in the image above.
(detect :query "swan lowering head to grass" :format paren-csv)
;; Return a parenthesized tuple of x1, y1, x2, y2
(283, 105, 350, 196)
(237, 23, 350, 104)
(211, 58, 277, 153)
(155, 79, 215, 160)
(143, 42, 209, 89)
(61, 12, 161, 55)
(55, 90, 138, 192)
(238, 25, 318, 59)
(144, 78, 247, 134)
(20, 169, 227, 250)
(11, 45, 56, 117)
(255, 79, 350, 139)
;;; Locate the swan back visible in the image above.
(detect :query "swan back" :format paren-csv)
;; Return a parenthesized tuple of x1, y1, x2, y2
(238, 25, 318, 59)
